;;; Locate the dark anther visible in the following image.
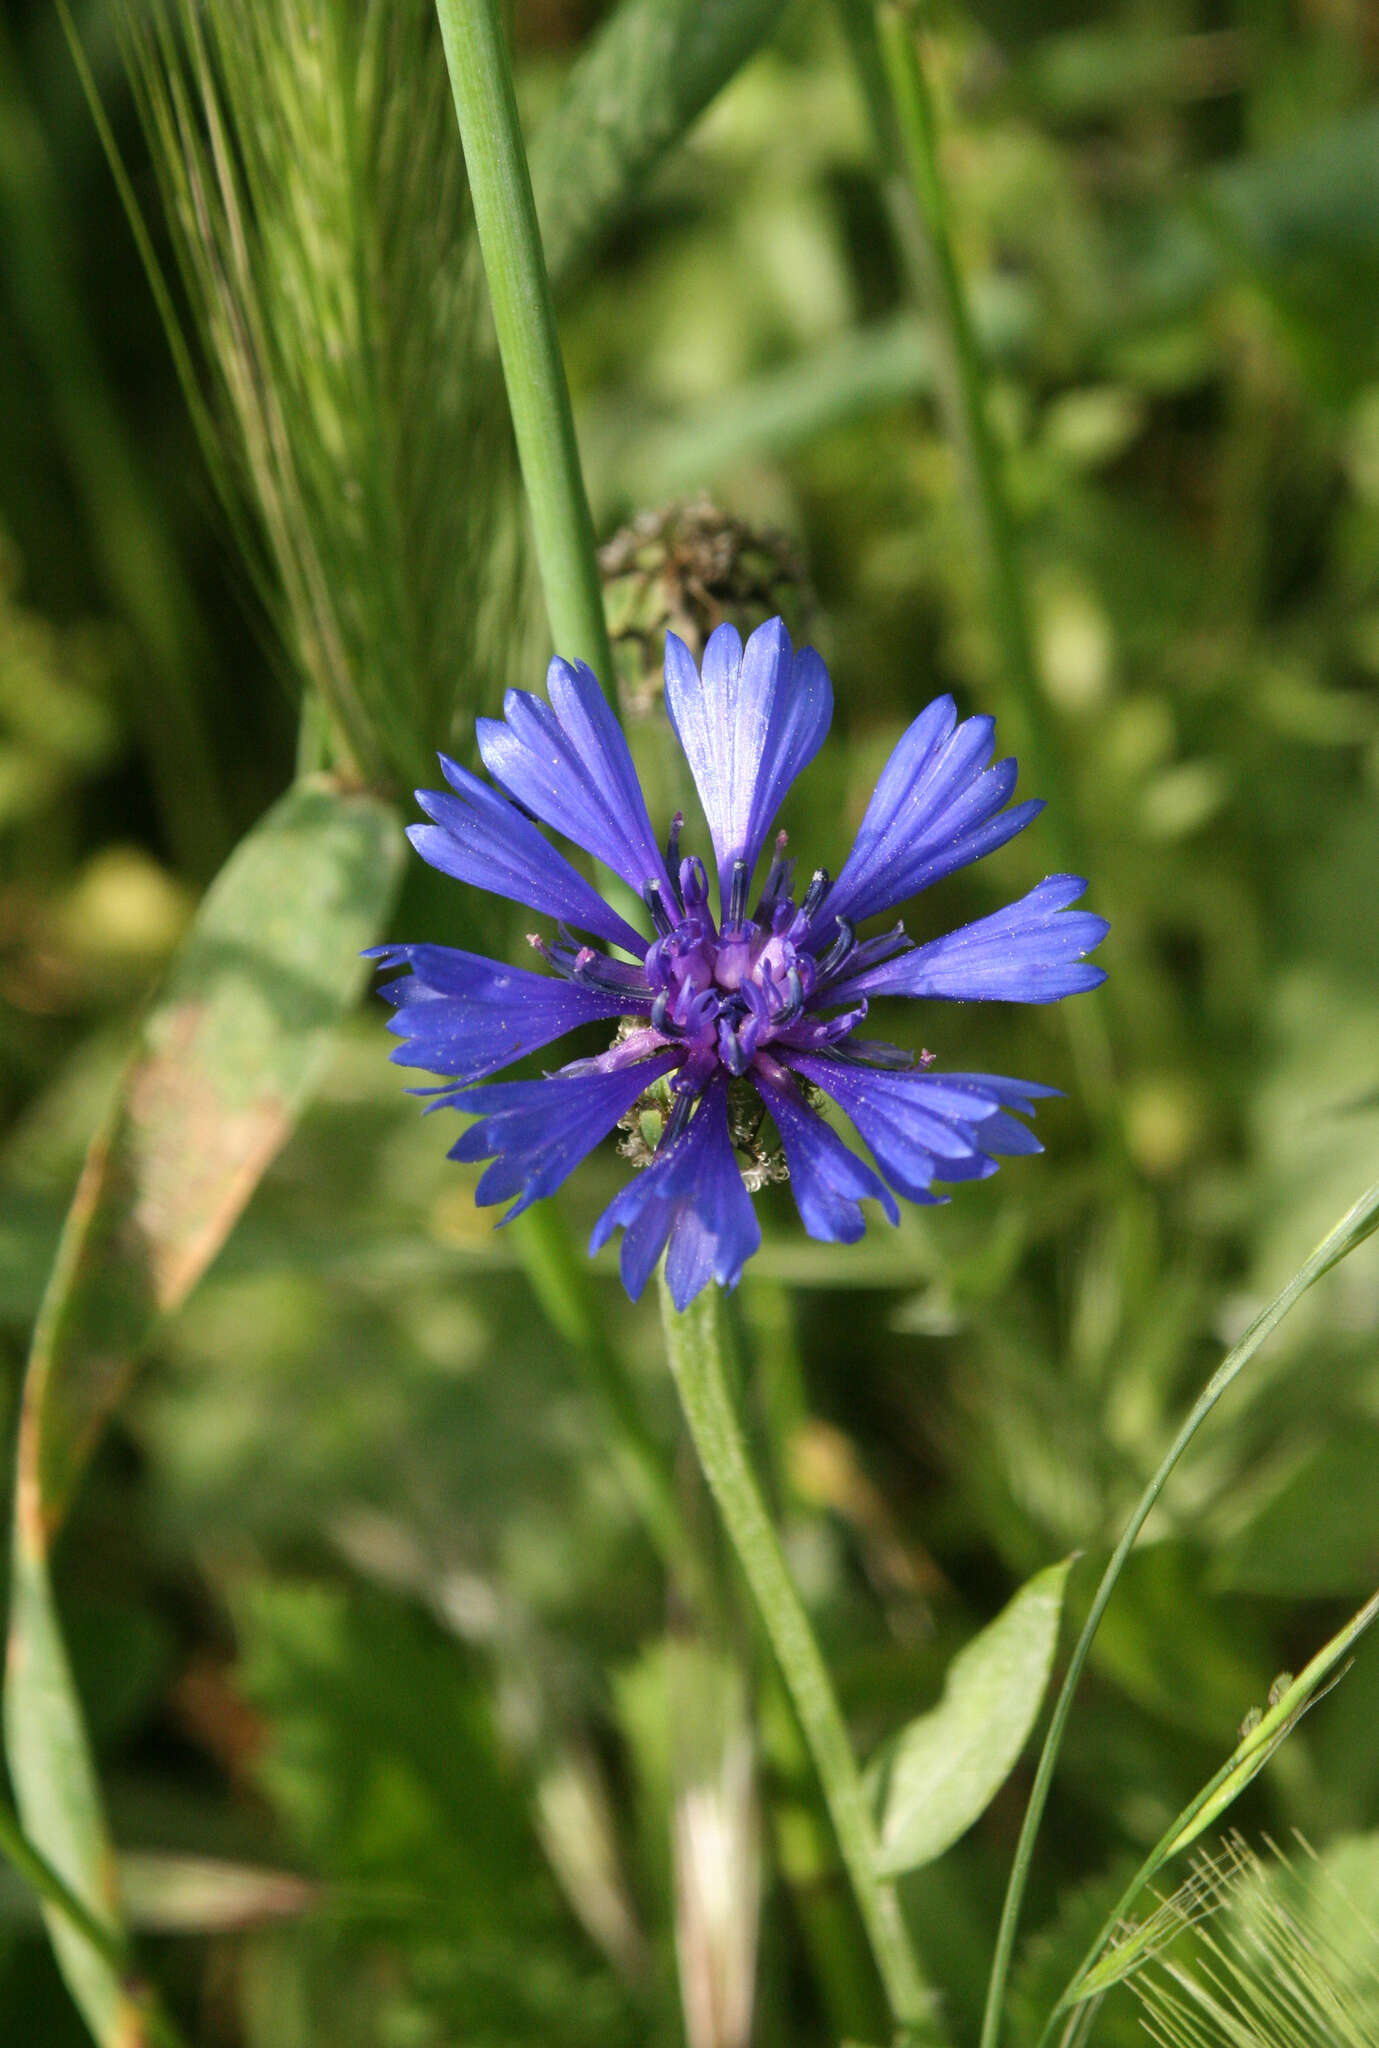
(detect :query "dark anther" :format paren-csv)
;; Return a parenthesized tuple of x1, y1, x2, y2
(777, 965, 805, 1025)
(818, 916, 855, 976)
(801, 866, 831, 919)
(728, 857, 750, 927)
(660, 1090, 695, 1149)
(642, 878, 674, 937)
(665, 811, 684, 881)
(755, 830, 793, 916)
(720, 1025, 749, 1076)
(835, 1037, 914, 1069)
(650, 989, 671, 1035)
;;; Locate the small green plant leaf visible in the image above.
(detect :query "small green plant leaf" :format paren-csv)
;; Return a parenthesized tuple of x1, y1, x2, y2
(4, 776, 401, 2042)
(869, 1560, 1072, 1877)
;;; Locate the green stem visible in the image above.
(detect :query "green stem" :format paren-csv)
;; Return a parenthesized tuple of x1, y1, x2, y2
(432, 0, 612, 679)
(868, 1, 1063, 844)
(853, 0, 1117, 1120)
(516, 1202, 694, 1589)
(658, 1277, 936, 2039)
(430, 0, 687, 1590)
(0, 1800, 189, 2048)
(978, 1175, 1379, 2048)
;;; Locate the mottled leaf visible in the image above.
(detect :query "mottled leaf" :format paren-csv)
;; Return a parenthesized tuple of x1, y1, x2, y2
(5, 776, 401, 2043)
(17, 777, 402, 1527)
(869, 1560, 1072, 1877)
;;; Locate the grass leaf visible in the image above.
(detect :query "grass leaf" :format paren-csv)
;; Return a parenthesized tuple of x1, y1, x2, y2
(530, 0, 792, 289)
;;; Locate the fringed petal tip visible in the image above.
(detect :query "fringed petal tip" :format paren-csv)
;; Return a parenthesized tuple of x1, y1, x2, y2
(665, 618, 833, 909)
(830, 874, 1108, 1007)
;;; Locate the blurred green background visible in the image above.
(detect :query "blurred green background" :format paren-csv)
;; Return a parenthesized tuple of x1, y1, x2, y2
(2, 0, 1379, 2042)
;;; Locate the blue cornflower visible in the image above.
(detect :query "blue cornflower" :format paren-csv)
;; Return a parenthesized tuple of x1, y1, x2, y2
(372, 619, 1107, 1308)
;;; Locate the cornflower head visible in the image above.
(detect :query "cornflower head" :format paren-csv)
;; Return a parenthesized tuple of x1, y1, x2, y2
(372, 620, 1107, 1308)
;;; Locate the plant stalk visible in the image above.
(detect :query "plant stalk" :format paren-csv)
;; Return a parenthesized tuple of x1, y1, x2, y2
(430, 0, 688, 1583)
(658, 1276, 936, 2039)
(850, 0, 1116, 1122)
(867, 1, 1064, 844)
(432, 0, 612, 679)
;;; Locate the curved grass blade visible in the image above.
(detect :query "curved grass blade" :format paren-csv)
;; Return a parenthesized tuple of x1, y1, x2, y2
(1056, 1586, 1379, 2012)
(5, 777, 401, 2041)
(868, 1561, 1072, 1878)
(530, 0, 791, 288)
(979, 1170, 1379, 2048)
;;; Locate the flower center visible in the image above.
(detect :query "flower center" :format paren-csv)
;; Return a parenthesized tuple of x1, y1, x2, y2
(642, 851, 821, 1077)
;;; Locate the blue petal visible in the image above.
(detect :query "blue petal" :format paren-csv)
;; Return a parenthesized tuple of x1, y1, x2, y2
(451, 1050, 678, 1222)
(371, 943, 643, 1088)
(589, 1078, 760, 1307)
(411, 757, 647, 956)
(813, 696, 1041, 934)
(753, 1064, 899, 1242)
(664, 619, 833, 908)
(476, 657, 673, 900)
(786, 1054, 1048, 1201)
(830, 876, 1109, 1004)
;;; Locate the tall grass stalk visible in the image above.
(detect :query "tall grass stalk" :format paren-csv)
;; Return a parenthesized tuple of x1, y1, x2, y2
(431, 0, 612, 681)
(859, 2, 1068, 846)
(0, 1797, 189, 2048)
(844, 1, 1118, 1123)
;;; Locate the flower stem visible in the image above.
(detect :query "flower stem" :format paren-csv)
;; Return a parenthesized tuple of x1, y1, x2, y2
(430, 0, 688, 1575)
(431, 0, 612, 678)
(517, 1201, 697, 1591)
(977, 1173, 1379, 2048)
(658, 1275, 936, 2038)
(0, 1797, 189, 2048)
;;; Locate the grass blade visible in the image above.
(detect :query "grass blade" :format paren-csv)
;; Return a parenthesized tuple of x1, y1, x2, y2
(982, 1172, 1379, 2048)
(1061, 1587, 1379, 2009)
(530, 0, 791, 289)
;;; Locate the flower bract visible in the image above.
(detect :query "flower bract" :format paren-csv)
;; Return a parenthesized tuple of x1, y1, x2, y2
(373, 619, 1107, 1307)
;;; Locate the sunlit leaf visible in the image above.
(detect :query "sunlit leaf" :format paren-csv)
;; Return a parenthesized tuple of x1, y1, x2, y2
(869, 1560, 1072, 1877)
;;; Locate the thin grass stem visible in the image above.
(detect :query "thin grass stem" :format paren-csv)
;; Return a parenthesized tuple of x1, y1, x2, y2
(844, 2, 1117, 1125)
(431, 0, 612, 679)
(658, 1276, 938, 2040)
(866, 1, 1064, 843)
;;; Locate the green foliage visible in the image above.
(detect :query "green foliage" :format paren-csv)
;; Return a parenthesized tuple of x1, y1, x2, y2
(3, 0, 1379, 2043)
(119, 0, 527, 786)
